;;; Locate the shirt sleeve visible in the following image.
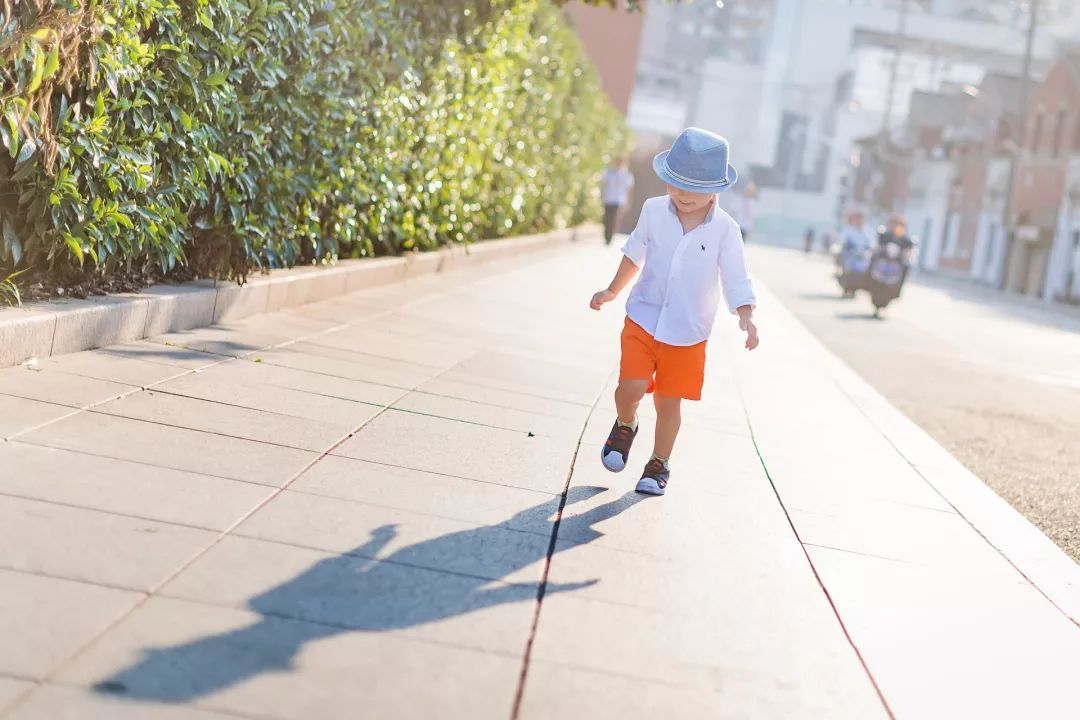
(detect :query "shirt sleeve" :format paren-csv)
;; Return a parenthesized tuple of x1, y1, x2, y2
(621, 206, 649, 266)
(719, 223, 756, 313)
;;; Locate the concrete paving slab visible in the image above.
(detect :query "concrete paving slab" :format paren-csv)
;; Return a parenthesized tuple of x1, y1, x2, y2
(92, 390, 353, 452)
(391, 390, 580, 437)
(180, 358, 404, 407)
(309, 326, 477, 367)
(0, 678, 33, 715)
(414, 377, 592, 421)
(160, 535, 538, 656)
(147, 325, 285, 358)
(153, 371, 383, 428)
(251, 345, 440, 390)
(233, 490, 551, 583)
(38, 349, 189, 387)
(790, 502, 1021, 582)
(518, 661, 756, 720)
(332, 409, 576, 493)
(18, 412, 319, 486)
(0, 444, 270, 531)
(97, 341, 226, 370)
(57, 597, 524, 720)
(0, 395, 75, 439)
(806, 546, 1080, 720)
(0, 365, 134, 408)
(290, 455, 560, 533)
(528, 593, 886, 719)
(4, 684, 243, 720)
(0, 496, 216, 591)
(0, 569, 141, 678)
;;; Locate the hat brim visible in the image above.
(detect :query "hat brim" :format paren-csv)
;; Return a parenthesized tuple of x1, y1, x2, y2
(652, 150, 738, 194)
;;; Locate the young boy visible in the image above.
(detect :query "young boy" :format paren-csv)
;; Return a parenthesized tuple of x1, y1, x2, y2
(589, 127, 759, 496)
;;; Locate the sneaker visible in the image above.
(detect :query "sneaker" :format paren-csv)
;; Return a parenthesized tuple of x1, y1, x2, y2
(600, 419, 637, 472)
(635, 457, 670, 496)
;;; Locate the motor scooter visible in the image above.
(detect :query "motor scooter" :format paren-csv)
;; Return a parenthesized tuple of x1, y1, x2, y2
(865, 238, 915, 317)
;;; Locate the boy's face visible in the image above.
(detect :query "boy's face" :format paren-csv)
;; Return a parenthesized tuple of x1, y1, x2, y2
(667, 185, 714, 214)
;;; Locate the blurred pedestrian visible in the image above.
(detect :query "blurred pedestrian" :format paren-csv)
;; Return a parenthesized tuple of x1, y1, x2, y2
(589, 127, 758, 497)
(804, 227, 814, 254)
(602, 158, 635, 245)
(734, 182, 758, 242)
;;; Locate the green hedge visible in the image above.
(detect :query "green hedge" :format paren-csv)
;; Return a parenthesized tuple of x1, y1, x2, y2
(0, 0, 627, 295)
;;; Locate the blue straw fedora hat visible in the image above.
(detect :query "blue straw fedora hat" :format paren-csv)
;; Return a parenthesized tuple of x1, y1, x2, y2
(653, 127, 738, 194)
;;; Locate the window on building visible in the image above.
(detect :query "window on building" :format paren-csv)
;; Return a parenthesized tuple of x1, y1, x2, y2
(1053, 109, 1067, 156)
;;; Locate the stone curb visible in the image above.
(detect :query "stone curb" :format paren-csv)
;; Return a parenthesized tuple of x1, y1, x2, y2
(755, 279, 1080, 626)
(0, 226, 589, 369)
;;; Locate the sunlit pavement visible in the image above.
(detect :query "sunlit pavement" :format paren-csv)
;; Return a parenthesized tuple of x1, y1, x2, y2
(2, 236, 1079, 719)
(748, 242, 1080, 563)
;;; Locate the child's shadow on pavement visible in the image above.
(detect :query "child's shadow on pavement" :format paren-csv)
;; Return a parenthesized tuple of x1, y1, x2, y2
(94, 485, 642, 703)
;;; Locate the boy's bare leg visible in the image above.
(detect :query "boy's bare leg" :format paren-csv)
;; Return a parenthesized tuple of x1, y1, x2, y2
(652, 393, 682, 460)
(614, 380, 649, 426)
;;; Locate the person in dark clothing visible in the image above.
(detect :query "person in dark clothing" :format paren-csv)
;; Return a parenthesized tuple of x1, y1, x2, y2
(602, 159, 635, 245)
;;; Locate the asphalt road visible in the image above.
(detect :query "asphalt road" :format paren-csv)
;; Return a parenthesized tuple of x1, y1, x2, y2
(748, 243, 1080, 562)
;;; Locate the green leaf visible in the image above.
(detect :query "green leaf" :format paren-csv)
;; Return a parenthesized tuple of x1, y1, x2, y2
(3, 220, 23, 265)
(205, 72, 228, 87)
(28, 45, 46, 93)
(65, 235, 85, 266)
(15, 139, 37, 166)
(43, 44, 60, 81)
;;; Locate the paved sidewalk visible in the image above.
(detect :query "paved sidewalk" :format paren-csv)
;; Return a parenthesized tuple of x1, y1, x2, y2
(1, 238, 1079, 719)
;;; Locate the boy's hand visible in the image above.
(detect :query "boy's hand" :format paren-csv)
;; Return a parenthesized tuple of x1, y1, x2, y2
(590, 289, 616, 311)
(738, 308, 759, 350)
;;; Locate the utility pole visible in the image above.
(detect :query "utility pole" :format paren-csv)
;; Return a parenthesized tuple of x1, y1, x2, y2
(881, 0, 910, 138)
(999, 0, 1039, 290)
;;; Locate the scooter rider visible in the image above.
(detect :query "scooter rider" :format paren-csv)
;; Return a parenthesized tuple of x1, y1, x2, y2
(836, 209, 872, 297)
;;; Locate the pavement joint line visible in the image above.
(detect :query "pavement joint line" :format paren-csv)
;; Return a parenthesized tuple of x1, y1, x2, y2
(509, 367, 613, 720)
(306, 454, 571, 495)
(120, 386, 384, 427)
(78, 408, 337, 454)
(824, 372, 1080, 630)
(4, 439, 284, 489)
(0, 489, 246, 536)
(169, 527, 545, 590)
(411, 385, 593, 412)
(286, 339, 449, 370)
(277, 487, 561, 534)
(381, 404, 575, 438)
(800, 543, 912, 565)
(0, 563, 150, 596)
(731, 359, 897, 720)
(405, 388, 587, 420)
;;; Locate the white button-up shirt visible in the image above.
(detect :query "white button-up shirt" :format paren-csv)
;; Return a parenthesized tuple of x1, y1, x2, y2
(621, 195, 756, 346)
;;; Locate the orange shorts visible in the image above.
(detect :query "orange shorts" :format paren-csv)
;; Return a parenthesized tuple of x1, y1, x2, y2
(619, 317, 706, 401)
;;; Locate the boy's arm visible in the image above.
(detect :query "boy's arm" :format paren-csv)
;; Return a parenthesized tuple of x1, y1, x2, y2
(720, 226, 759, 350)
(590, 255, 639, 310)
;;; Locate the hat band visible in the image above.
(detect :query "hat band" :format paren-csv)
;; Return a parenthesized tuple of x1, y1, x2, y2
(665, 159, 730, 189)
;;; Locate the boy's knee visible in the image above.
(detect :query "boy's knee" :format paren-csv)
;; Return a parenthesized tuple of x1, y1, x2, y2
(615, 379, 649, 400)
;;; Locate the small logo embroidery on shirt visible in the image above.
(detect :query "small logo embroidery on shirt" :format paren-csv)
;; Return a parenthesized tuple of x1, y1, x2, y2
(701, 244, 706, 252)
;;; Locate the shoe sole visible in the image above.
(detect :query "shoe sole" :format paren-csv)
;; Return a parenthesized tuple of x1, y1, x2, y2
(600, 447, 626, 473)
(635, 478, 666, 496)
